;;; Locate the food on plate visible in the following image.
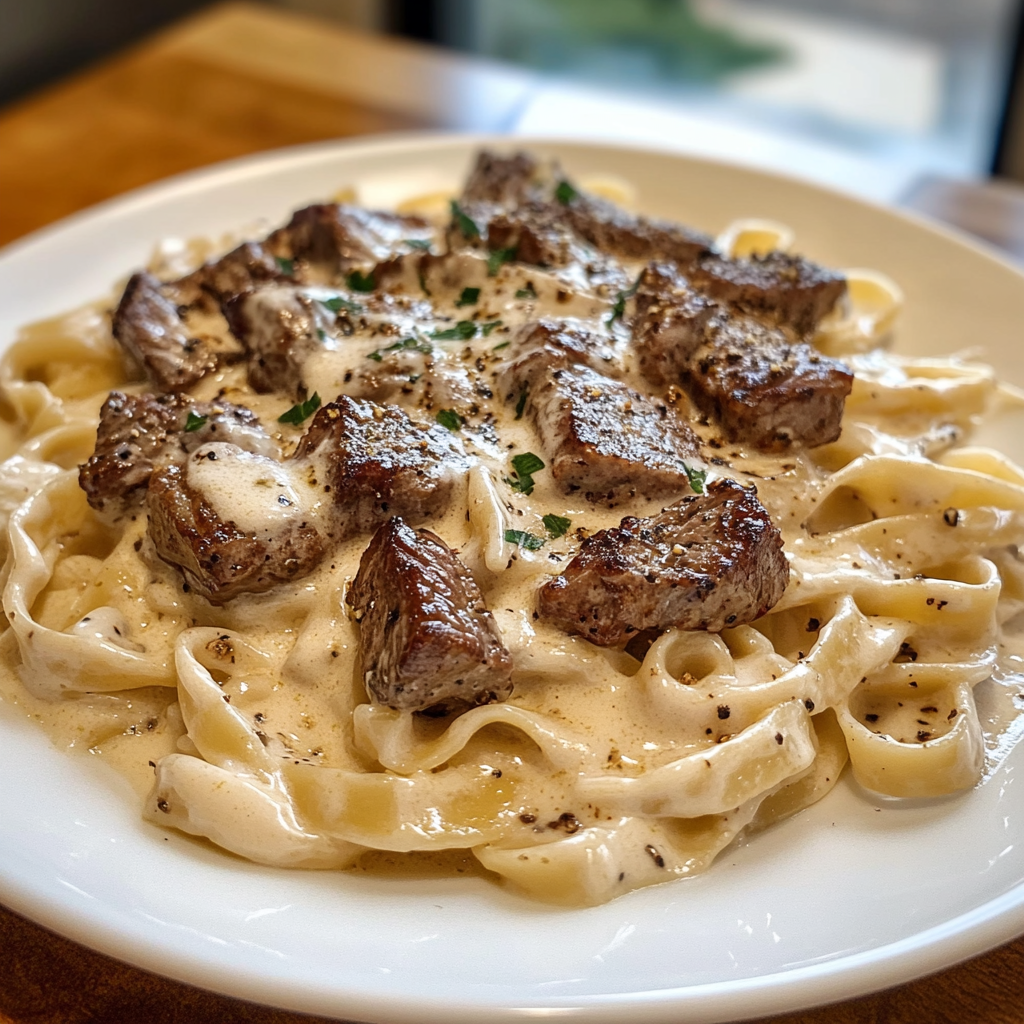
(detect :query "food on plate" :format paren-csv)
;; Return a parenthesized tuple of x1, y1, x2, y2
(1, 148, 1022, 906)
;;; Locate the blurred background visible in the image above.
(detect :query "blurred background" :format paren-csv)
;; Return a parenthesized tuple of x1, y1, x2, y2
(2, 0, 1024, 250)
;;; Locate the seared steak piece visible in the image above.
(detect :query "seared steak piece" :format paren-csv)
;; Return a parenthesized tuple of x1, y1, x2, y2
(147, 447, 323, 603)
(80, 391, 185, 514)
(687, 316, 853, 450)
(500, 348, 702, 503)
(79, 392, 271, 515)
(223, 285, 327, 395)
(346, 516, 514, 712)
(112, 272, 216, 391)
(294, 395, 469, 539)
(461, 150, 542, 206)
(538, 479, 788, 646)
(504, 318, 619, 375)
(632, 263, 717, 387)
(565, 195, 712, 266)
(481, 201, 577, 268)
(632, 263, 853, 449)
(187, 241, 287, 307)
(271, 204, 431, 271)
(689, 251, 846, 336)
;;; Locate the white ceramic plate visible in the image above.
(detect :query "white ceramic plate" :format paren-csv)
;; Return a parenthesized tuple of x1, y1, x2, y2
(3, 134, 1024, 1024)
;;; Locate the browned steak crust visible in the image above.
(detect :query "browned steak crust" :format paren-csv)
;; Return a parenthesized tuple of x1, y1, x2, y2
(271, 204, 431, 270)
(222, 286, 325, 395)
(500, 341, 702, 503)
(80, 391, 185, 514)
(294, 395, 468, 539)
(687, 316, 853, 450)
(538, 479, 788, 646)
(346, 517, 513, 711)
(633, 263, 718, 387)
(461, 150, 541, 205)
(112, 272, 216, 391)
(633, 263, 853, 450)
(565, 195, 712, 266)
(503, 318, 620, 375)
(193, 241, 286, 305)
(79, 391, 269, 515)
(147, 459, 323, 604)
(689, 251, 847, 336)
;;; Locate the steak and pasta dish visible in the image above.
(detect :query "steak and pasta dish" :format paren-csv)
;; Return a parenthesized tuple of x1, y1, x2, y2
(1, 149, 1021, 905)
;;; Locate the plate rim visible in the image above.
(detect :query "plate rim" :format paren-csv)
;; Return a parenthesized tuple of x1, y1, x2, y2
(3, 130, 1024, 1024)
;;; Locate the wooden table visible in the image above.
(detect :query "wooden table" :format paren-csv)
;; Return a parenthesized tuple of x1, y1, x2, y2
(3, 4, 1024, 1022)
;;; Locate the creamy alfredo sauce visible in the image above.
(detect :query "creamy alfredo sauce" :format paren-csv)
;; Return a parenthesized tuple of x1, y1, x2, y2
(1, 198, 1022, 903)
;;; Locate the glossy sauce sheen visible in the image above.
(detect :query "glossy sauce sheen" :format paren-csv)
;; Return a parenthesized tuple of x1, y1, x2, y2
(1, 179, 1021, 906)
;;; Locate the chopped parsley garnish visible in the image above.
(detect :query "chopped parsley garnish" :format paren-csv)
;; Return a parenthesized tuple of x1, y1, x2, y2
(432, 320, 478, 341)
(317, 328, 326, 341)
(554, 180, 579, 205)
(184, 410, 208, 432)
(512, 451, 545, 477)
(480, 320, 503, 336)
(435, 408, 463, 431)
(515, 282, 538, 300)
(514, 387, 528, 419)
(405, 238, 431, 251)
(487, 246, 516, 276)
(542, 513, 571, 538)
(322, 295, 362, 315)
(455, 286, 480, 308)
(492, 340, 511, 351)
(274, 256, 295, 276)
(450, 200, 480, 239)
(504, 529, 545, 551)
(506, 451, 545, 495)
(606, 273, 642, 327)
(278, 392, 322, 426)
(367, 336, 432, 361)
(684, 464, 708, 494)
(347, 270, 376, 292)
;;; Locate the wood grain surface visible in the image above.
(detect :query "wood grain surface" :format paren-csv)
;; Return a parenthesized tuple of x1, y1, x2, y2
(2, 5, 1024, 1022)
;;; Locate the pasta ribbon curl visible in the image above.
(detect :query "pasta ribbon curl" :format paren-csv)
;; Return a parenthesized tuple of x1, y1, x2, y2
(4, 472, 175, 696)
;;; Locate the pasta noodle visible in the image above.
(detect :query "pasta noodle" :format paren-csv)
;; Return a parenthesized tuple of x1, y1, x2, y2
(2, 170, 1023, 908)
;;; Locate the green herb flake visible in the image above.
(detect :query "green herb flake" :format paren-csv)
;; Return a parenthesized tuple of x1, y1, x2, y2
(512, 452, 545, 477)
(684, 464, 708, 494)
(487, 246, 516, 277)
(514, 387, 528, 420)
(405, 238, 431, 251)
(504, 529, 545, 551)
(184, 410, 208, 432)
(455, 286, 480, 308)
(278, 392, 322, 426)
(432, 320, 477, 341)
(274, 256, 295, 276)
(554, 180, 579, 205)
(450, 200, 480, 239)
(317, 328, 326, 341)
(480, 320, 503, 336)
(347, 270, 376, 293)
(492, 340, 511, 351)
(507, 451, 545, 495)
(367, 336, 432, 361)
(542, 513, 571, 538)
(515, 283, 538, 300)
(435, 408, 463, 431)
(606, 273, 642, 327)
(322, 295, 362, 315)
